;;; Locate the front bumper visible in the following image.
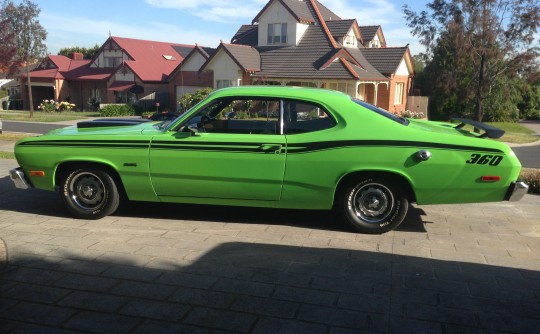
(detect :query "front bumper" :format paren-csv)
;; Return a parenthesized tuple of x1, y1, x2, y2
(9, 167, 32, 190)
(505, 181, 529, 202)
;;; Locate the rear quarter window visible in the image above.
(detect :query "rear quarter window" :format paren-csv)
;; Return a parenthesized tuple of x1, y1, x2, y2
(353, 99, 409, 125)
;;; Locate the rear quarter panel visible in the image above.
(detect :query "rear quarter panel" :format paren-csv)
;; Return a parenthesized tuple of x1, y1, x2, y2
(280, 98, 521, 208)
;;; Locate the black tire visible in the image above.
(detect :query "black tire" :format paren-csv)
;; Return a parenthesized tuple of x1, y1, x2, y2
(60, 167, 120, 219)
(339, 177, 408, 234)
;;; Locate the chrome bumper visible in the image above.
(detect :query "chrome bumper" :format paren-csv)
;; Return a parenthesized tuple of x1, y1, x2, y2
(9, 168, 32, 190)
(505, 181, 529, 202)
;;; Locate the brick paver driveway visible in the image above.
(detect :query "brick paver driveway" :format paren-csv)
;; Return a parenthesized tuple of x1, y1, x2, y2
(1, 159, 539, 333)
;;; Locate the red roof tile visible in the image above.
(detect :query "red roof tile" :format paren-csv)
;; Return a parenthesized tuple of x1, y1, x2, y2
(111, 36, 195, 82)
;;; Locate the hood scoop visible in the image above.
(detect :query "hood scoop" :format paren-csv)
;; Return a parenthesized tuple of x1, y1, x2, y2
(77, 118, 151, 129)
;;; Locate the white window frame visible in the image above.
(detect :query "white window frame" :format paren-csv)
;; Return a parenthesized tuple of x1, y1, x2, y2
(267, 23, 288, 45)
(394, 83, 404, 105)
(216, 80, 233, 89)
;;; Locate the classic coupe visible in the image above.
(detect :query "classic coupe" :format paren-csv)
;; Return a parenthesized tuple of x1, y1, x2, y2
(10, 86, 528, 233)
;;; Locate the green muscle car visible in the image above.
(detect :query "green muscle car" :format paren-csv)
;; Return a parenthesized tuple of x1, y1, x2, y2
(10, 86, 528, 233)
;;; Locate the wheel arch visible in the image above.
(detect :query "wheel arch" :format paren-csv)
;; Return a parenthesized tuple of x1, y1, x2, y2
(54, 160, 127, 198)
(334, 170, 417, 207)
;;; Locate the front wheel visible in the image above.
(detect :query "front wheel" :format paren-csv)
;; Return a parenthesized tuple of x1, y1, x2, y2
(60, 168, 120, 219)
(339, 177, 408, 234)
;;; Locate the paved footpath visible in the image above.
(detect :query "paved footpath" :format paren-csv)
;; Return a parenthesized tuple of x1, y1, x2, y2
(1, 158, 540, 333)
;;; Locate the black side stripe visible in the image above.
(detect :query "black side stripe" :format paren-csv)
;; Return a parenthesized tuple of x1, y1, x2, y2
(286, 140, 504, 154)
(18, 139, 504, 154)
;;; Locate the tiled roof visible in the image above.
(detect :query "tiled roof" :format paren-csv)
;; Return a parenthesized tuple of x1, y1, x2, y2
(253, 0, 340, 24)
(253, 25, 375, 80)
(27, 36, 199, 83)
(231, 25, 258, 46)
(172, 45, 196, 58)
(63, 62, 114, 81)
(112, 36, 195, 82)
(221, 43, 261, 72)
(360, 47, 408, 74)
(326, 19, 356, 39)
(345, 48, 388, 80)
(234, 1, 387, 81)
(48, 55, 72, 72)
(358, 25, 380, 42)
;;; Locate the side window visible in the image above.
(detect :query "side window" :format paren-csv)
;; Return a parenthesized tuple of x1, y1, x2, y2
(283, 100, 336, 134)
(184, 98, 280, 135)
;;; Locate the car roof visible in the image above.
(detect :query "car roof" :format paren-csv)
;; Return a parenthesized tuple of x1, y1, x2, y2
(210, 85, 350, 101)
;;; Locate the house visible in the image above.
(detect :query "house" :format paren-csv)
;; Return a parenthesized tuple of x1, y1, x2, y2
(21, 36, 208, 111)
(167, 44, 215, 108)
(199, 0, 414, 113)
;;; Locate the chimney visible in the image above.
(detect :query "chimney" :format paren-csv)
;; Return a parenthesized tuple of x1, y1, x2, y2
(70, 52, 84, 60)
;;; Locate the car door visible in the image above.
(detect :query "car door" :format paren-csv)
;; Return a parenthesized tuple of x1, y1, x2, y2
(148, 98, 286, 201)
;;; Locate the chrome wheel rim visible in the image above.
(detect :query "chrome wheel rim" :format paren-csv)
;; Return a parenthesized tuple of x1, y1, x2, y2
(69, 172, 106, 211)
(351, 183, 394, 224)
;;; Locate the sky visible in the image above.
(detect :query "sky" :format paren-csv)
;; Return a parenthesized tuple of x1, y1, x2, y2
(32, 0, 429, 56)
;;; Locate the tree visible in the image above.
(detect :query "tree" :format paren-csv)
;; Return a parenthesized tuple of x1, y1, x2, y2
(404, 0, 540, 122)
(0, 0, 47, 117)
(0, 14, 18, 73)
(58, 44, 100, 59)
(178, 87, 213, 112)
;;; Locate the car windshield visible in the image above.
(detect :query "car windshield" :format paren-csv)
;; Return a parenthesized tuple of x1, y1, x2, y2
(352, 98, 409, 125)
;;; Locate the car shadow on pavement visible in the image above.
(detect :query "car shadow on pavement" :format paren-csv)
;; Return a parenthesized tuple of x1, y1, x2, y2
(1, 242, 539, 333)
(0, 176, 427, 234)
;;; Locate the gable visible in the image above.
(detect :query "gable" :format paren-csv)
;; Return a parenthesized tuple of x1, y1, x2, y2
(396, 58, 410, 76)
(182, 51, 208, 71)
(257, 0, 306, 46)
(204, 49, 242, 73)
(91, 39, 129, 68)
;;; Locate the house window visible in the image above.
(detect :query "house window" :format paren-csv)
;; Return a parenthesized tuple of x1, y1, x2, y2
(104, 56, 123, 68)
(394, 83, 404, 105)
(370, 40, 380, 48)
(216, 80, 234, 89)
(267, 23, 287, 44)
(344, 35, 355, 46)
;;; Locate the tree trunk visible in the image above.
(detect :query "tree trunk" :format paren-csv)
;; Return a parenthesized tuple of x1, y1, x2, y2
(25, 65, 34, 118)
(475, 53, 486, 123)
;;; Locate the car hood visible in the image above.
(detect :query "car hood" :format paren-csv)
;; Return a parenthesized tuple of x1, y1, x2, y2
(43, 121, 161, 137)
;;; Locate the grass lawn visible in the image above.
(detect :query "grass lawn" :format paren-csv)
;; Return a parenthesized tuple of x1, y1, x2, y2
(487, 122, 538, 144)
(449, 121, 537, 144)
(0, 110, 100, 122)
(0, 151, 15, 159)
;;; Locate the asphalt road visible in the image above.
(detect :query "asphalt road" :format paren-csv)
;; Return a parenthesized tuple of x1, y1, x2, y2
(2, 120, 540, 168)
(512, 145, 540, 168)
(2, 120, 66, 134)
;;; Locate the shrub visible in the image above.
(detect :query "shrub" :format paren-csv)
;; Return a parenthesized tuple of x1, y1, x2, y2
(37, 99, 57, 112)
(520, 168, 540, 195)
(37, 99, 75, 112)
(88, 97, 101, 111)
(100, 104, 136, 117)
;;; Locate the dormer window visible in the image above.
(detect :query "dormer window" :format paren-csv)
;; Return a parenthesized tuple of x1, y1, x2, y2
(370, 40, 380, 48)
(267, 23, 288, 44)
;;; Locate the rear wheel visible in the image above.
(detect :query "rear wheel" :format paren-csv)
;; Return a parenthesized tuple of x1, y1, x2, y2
(339, 177, 408, 234)
(60, 167, 120, 219)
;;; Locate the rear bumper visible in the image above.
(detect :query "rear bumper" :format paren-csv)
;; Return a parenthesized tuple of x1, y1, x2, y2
(504, 181, 529, 202)
(9, 167, 32, 190)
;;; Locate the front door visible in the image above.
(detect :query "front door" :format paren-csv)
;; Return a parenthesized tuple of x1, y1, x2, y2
(149, 98, 286, 201)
